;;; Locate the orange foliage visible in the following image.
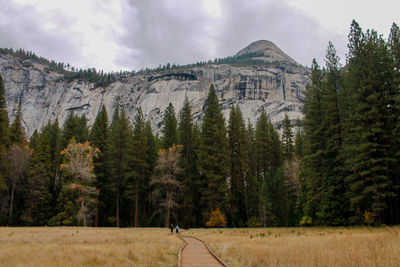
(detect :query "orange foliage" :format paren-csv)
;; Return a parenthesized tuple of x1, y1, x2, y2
(205, 208, 227, 228)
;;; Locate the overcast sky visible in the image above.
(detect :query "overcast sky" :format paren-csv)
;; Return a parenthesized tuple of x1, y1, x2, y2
(1, 0, 399, 72)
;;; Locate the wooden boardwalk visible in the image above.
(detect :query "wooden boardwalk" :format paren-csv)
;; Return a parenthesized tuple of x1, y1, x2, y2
(179, 236, 226, 267)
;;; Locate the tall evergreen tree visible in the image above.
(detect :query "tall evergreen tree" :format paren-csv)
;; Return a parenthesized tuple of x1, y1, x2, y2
(41, 119, 63, 217)
(294, 120, 304, 158)
(245, 121, 259, 221)
(0, 74, 9, 191)
(130, 108, 148, 227)
(254, 108, 285, 226)
(344, 23, 397, 224)
(198, 85, 229, 220)
(143, 121, 158, 225)
(161, 103, 178, 149)
(316, 42, 348, 225)
(299, 59, 325, 222)
(227, 104, 248, 226)
(388, 22, 400, 223)
(29, 130, 40, 151)
(62, 112, 89, 148)
(282, 113, 294, 160)
(23, 133, 52, 225)
(90, 105, 111, 226)
(9, 99, 26, 145)
(177, 97, 200, 227)
(109, 106, 132, 227)
(254, 108, 274, 180)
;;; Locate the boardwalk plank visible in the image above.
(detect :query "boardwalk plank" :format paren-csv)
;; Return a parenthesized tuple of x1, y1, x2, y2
(180, 236, 224, 267)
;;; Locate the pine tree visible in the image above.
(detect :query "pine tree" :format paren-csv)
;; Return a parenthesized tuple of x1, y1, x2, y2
(62, 111, 78, 147)
(245, 121, 259, 222)
(316, 42, 348, 225)
(161, 103, 178, 149)
(29, 130, 40, 151)
(260, 167, 287, 226)
(9, 99, 27, 145)
(131, 108, 148, 227)
(62, 112, 89, 148)
(41, 119, 63, 217)
(227, 104, 248, 226)
(254, 108, 274, 180)
(198, 85, 229, 219)
(282, 113, 294, 160)
(0, 74, 9, 191)
(254, 108, 285, 226)
(143, 121, 158, 225)
(294, 120, 304, 158)
(344, 24, 397, 224)
(23, 133, 52, 225)
(109, 106, 132, 227)
(299, 59, 325, 222)
(388, 22, 400, 223)
(177, 97, 200, 227)
(90, 105, 111, 226)
(77, 114, 90, 142)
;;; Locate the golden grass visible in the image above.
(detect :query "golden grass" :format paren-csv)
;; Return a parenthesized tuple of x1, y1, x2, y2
(2, 227, 399, 266)
(185, 226, 400, 267)
(0, 227, 182, 267)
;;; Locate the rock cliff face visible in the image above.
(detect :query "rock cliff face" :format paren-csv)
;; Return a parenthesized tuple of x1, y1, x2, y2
(0, 41, 309, 136)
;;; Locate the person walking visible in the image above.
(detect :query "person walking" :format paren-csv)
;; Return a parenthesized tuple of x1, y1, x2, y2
(175, 225, 179, 234)
(169, 224, 174, 234)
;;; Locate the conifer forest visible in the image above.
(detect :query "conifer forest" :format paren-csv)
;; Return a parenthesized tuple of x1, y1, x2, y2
(1, 21, 400, 227)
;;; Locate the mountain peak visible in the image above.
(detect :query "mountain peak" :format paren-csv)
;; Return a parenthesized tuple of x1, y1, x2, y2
(236, 40, 298, 65)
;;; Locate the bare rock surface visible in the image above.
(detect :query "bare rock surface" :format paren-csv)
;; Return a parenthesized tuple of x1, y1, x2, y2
(0, 41, 309, 136)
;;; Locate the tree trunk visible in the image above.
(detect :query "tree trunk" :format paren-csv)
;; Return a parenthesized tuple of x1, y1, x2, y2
(8, 182, 15, 225)
(81, 185, 86, 226)
(94, 210, 98, 227)
(134, 187, 139, 227)
(130, 200, 133, 227)
(165, 181, 171, 228)
(116, 176, 120, 227)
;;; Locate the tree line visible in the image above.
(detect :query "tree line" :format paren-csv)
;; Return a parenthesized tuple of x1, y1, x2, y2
(299, 21, 400, 225)
(0, 48, 129, 87)
(0, 20, 399, 227)
(0, 75, 299, 227)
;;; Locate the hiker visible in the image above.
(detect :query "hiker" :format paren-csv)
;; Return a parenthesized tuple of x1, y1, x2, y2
(175, 225, 179, 234)
(169, 224, 174, 234)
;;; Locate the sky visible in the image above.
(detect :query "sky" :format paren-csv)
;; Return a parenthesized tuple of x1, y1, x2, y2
(0, 0, 399, 72)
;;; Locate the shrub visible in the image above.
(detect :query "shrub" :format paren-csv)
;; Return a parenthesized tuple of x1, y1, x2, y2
(247, 216, 261, 227)
(205, 208, 227, 228)
(300, 216, 312, 226)
(364, 211, 376, 225)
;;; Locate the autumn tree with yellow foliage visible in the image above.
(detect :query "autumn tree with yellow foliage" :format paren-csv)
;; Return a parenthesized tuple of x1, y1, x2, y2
(205, 208, 227, 228)
(60, 138, 98, 226)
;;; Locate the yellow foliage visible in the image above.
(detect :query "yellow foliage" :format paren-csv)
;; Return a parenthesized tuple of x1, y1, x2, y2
(205, 208, 227, 228)
(364, 211, 377, 225)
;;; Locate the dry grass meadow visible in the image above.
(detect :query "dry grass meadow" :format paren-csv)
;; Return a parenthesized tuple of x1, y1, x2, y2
(1, 226, 399, 266)
(0, 227, 182, 266)
(186, 227, 400, 267)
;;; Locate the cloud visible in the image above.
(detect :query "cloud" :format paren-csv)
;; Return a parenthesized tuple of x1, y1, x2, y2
(0, 1, 83, 66)
(214, 0, 348, 66)
(1, 0, 350, 71)
(117, 0, 347, 70)
(116, 0, 217, 70)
